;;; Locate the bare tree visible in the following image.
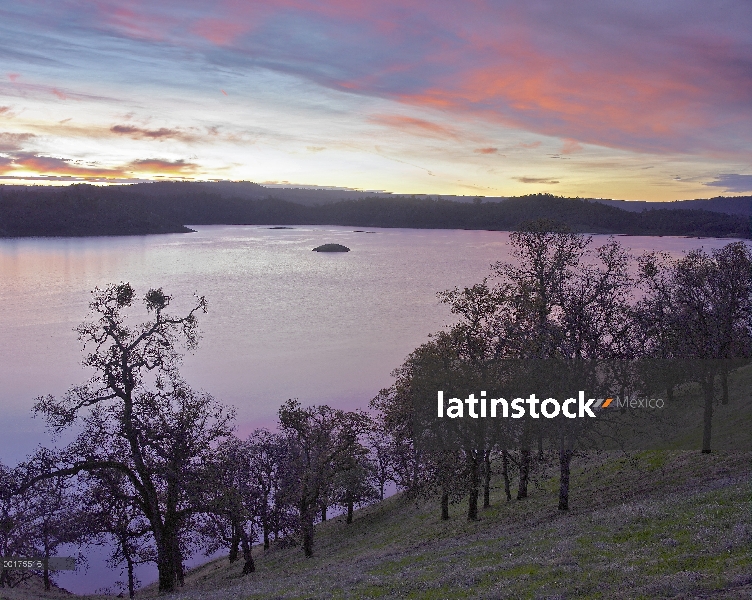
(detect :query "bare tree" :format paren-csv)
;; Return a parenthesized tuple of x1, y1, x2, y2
(1, 462, 83, 591)
(364, 419, 396, 502)
(638, 242, 752, 452)
(247, 430, 286, 551)
(201, 436, 258, 575)
(27, 283, 236, 593)
(0, 464, 36, 589)
(80, 471, 153, 599)
(332, 441, 378, 524)
(277, 400, 367, 557)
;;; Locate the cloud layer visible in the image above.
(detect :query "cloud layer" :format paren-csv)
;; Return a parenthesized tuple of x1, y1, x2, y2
(54, 0, 749, 155)
(705, 174, 752, 193)
(1, 1, 750, 198)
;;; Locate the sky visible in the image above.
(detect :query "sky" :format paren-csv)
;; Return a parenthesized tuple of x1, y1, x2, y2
(0, 0, 751, 200)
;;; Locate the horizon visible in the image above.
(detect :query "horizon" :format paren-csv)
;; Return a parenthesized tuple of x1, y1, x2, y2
(1, 2, 751, 201)
(0, 179, 749, 205)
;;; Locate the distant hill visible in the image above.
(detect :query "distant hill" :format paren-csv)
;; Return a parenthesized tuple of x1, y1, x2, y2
(0, 184, 749, 238)
(133, 181, 397, 206)
(0, 185, 193, 237)
(134, 182, 752, 216)
(593, 196, 752, 217)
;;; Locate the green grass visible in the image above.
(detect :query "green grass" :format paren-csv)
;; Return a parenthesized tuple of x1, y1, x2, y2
(5, 450, 749, 600)
(132, 449, 746, 600)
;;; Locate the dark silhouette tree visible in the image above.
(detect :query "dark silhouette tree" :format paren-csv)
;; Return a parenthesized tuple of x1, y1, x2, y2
(277, 400, 367, 556)
(26, 283, 236, 593)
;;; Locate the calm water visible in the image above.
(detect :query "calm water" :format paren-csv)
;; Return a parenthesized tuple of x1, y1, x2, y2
(0, 225, 742, 593)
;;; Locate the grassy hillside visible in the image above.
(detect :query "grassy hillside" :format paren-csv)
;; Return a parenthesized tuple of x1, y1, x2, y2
(4, 450, 748, 600)
(3, 377, 750, 600)
(142, 452, 750, 600)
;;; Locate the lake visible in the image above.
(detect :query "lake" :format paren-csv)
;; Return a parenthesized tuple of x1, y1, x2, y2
(0, 225, 742, 593)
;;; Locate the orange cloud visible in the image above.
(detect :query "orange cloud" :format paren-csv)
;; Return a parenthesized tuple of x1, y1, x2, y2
(1, 153, 200, 178)
(369, 114, 459, 139)
(7, 154, 125, 177)
(474, 147, 498, 154)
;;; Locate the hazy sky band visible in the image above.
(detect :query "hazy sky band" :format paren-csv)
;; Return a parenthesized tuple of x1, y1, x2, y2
(1, 1, 751, 199)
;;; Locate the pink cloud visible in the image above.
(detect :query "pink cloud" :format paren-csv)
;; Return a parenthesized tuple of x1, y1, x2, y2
(6, 153, 125, 177)
(126, 158, 199, 174)
(18, 1, 752, 157)
(561, 139, 582, 155)
(192, 18, 246, 45)
(474, 147, 498, 154)
(0, 132, 35, 152)
(369, 114, 459, 139)
(111, 124, 183, 140)
(2, 153, 200, 178)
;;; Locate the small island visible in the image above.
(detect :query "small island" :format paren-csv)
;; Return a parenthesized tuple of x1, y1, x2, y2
(313, 243, 350, 252)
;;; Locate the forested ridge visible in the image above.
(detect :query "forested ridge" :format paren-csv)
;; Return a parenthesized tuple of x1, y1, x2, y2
(0, 184, 749, 238)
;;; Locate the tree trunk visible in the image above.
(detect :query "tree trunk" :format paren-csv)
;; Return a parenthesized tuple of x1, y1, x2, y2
(517, 448, 530, 500)
(229, 521, 240, 563)
(346, 491, 354, 525)
(126, 554, 135, 599)
(302, 515, 314, 557)
(702, 376, 714, 454)
(154, 522, 180, 593)
(721, 369, 729, 405)
(440, 491, 449, 521)
(467, 454, 479, 521)
(174, 543, 185, 587)
(240, 527, 255, 574)
(156, 542, 176, 592)
(262, 497, 270, 551)
(482, 451, 491, 509)
(558, 436, 573, 511)
(301, 495, 315, 557)
(501, 449, 512, 502)
(43, 538, 51, 591)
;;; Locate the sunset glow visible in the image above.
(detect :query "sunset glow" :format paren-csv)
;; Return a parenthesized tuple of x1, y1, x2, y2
(1, 1, 750, 199)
